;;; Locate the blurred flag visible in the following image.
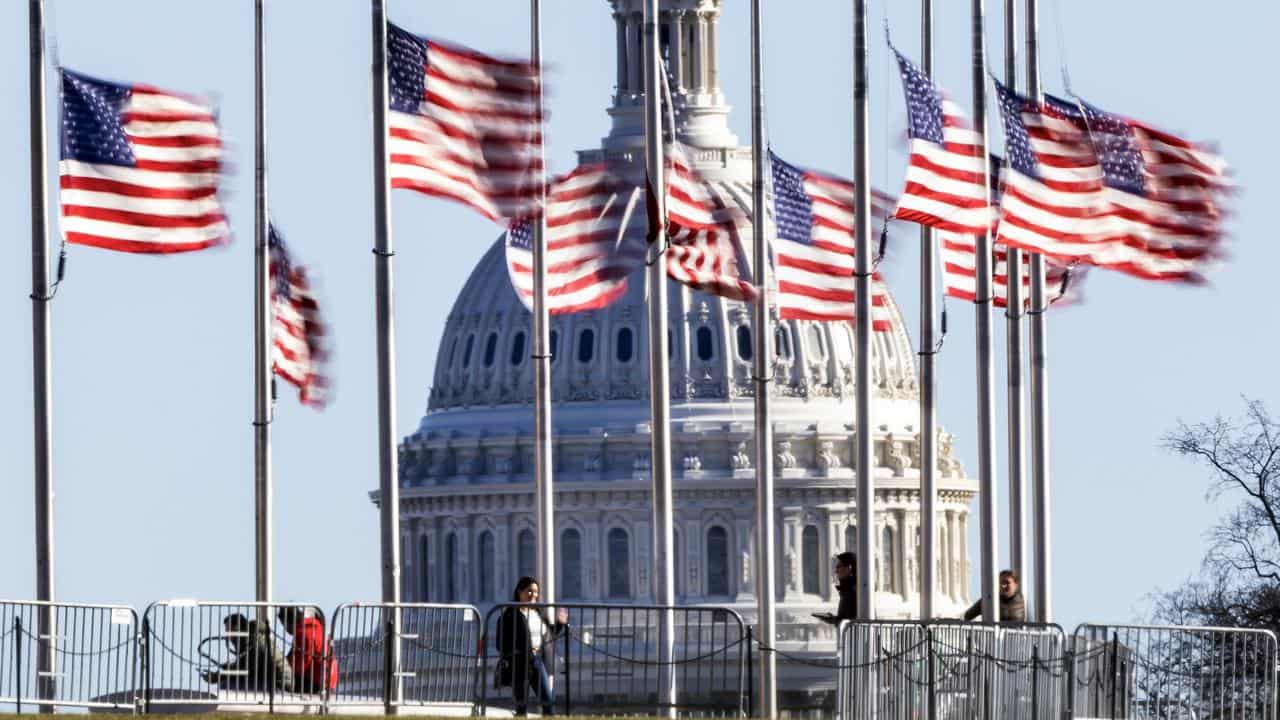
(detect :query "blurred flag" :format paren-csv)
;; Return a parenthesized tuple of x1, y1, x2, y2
(993, 82, 1223, 282)
(59, 69, 227, 253)
(387, 22, 543, 222)
(270, 226, 329, 408)
(663, 145, 757, 302)
(889, 49, 994, 234)
(504, 163, 646, 315)
(768, 152, 894, 330)
(942, 155, 1086, 307)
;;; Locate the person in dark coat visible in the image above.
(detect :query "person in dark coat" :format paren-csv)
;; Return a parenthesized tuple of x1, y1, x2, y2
(815, 552, 858, 625)
(963, 569, 1027, 622)
(496, 576, 569, 716)
(202, 613, 294, 692)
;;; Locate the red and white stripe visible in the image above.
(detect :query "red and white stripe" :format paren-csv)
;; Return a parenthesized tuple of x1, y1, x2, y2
(895, 98, 995, 234)
(60, 86, 227, 253)
(389, 38, 543, 222)
(664, 148, 757, 302)
(772, 168, 894, 330)
(940, 231, 1082, 308)
(505, 164, 647, 315)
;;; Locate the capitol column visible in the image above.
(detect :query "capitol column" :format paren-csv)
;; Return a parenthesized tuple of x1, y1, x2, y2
(692, 10, 707, 96)
(706, 6, 719, 96)
(615, 9, 628, 96)
(735, 516, 754, 599)
(824, 510, 843, 603)
(944, 509, 958, 602)
(670, 10, 685, 93)
(780, 507, 803, 598)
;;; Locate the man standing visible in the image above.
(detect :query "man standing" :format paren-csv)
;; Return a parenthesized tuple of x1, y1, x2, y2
(964, 570, 1027, 622)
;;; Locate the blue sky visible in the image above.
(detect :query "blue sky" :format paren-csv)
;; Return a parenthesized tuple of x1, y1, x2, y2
(0, 0, 1275, 632)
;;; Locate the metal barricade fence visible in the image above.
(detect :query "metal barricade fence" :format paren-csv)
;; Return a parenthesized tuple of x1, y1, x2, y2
(835, 620, 931, 720)
(479, 603, 749, 717)
(326, 602, 481, 712)
(1069, 623, 1279, 720)
(140, 600, 327, 713)
(835, 620, 1068, 720)
(0, 600, 138, 713)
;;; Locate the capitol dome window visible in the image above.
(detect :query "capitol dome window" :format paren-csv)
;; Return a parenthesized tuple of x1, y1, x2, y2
(518, 529, 536, 580)
(615, 327, 634, 363)
(445, 532, 459, 602)
(608, 527, 632, 599)
(462, 334, 476, 369)
(706, 526, 730, 596)
(560, 528, 583, 600)
(577, 328, 596, 364)
(419, 536, 431, 601)
(482, 332, 499, 368)
(509, 331, 526, 366)
(695, 326, 715, 362)
(775, 327, 792, 360)
(478, 531, 495, 601)
(736, 326, 752, 361)
(802, 525, 821, 595)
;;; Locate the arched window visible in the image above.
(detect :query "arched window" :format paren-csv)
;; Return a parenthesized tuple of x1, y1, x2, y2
(549, 330, 560, 364)
(577, 328, 595, 363)
(448, 337, 459, 368)
(518, 529, 536, 580)
(696, 326, 714, 361)
(736, 326, 752, 361)
(462, 334, 476, 369)
(881, 526, 897, 594)
(478, 531, 495, 601)
(482, 332, 499, 368)
(616, 327, 634, 363)
(808, 325, 826, 359)
(774, 327, 791, 359)
(419, 536, 431, 602)
(802, 525, 821, 595)
(510, 331, 526, 366)
(445, 533, 458, 602)
(608, 528, 631, 598)
(845, 525, 857, 553)
(561, 529, 583, 600)
(706, 526, 730, 596)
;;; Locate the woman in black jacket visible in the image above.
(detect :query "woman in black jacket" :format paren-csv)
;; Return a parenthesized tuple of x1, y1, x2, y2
(496, 576, 569, 716)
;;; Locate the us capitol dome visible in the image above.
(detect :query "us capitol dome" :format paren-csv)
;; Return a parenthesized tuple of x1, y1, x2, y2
(386, 0, 976, 654)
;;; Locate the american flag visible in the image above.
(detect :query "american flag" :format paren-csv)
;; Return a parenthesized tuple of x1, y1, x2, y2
(890, 50, 994, 234)
(941, 155, 1085, 307)
(940, 232, 1082, 307)
(504, 163, 646, 315)
(270, 226, 329, 408)
(59, 69, 227, 253)
(993, 83, 1223, 282)
(664, 145, 756, 302)
(387, 22, 543, 222)
(768, 152, 893, 330)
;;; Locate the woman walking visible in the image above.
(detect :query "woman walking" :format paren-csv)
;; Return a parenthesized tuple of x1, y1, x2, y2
(496, 576, 569, 716)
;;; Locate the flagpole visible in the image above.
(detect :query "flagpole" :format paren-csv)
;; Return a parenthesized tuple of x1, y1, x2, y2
(528, 0, 557, 607)
(917, 0, 938, 624)
(643, 0, 676, 713)
(749, 0, 777, 714)
(28, 0, 56, 709)
(370, 0, 403, 704)
(252, 0, 273, 610)
(1003, 0, 1028, 594)
(970, 0, 1001, 623)
(1025, 0, 1052, 624)
(852, 0, 876, 622)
